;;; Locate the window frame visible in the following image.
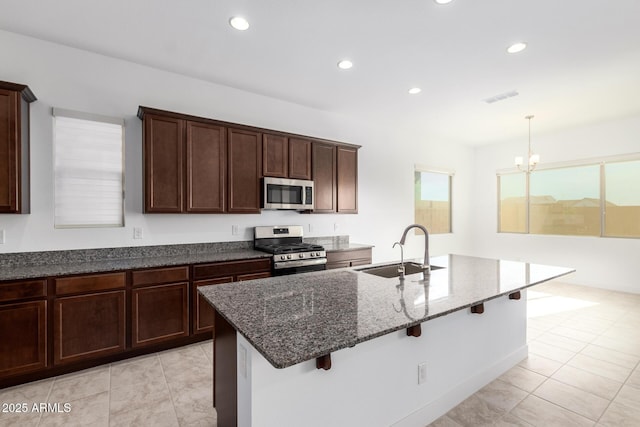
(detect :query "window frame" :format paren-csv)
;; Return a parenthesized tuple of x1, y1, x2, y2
(52, 107, 125, 229)
(497, 153, 640, 238)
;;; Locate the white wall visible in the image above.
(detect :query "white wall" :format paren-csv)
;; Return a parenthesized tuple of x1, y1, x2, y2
(471, 115, 640, 293)
(0, 30, 475, 261)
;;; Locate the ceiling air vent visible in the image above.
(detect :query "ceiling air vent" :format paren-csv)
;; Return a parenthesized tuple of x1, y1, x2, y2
(483, 90, 519, 104)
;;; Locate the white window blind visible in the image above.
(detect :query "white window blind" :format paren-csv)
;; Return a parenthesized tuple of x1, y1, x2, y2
(53, 108, 124, 228)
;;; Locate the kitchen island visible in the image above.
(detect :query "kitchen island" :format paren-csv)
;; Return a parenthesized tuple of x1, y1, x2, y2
(199, 254, 574, 427)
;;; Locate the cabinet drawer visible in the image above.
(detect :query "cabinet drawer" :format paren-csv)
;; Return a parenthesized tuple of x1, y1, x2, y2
(132, 266, 189, 287)
(326, 248, 372, 264)
(0, 279, 47, 303)
(193, 258, 271, 280)
(55, 273, 126, 296)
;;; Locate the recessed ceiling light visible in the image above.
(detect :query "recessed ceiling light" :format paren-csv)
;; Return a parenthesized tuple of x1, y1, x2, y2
(434, 0, 454, 4)
(229, 16, 250, 31)
(408, 87, 422, 95)
(507, 42, 527, 54)
(337, 60, 353, 70)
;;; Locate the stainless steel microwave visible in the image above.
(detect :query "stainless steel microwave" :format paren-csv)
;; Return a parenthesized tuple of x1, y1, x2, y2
(262, 177, 314, 210)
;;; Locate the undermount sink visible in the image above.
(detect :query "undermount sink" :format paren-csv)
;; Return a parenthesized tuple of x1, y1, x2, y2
(357, 262, 444, 278)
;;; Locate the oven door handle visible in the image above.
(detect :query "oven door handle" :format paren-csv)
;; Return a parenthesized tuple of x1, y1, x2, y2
(274, 258, 327, 269)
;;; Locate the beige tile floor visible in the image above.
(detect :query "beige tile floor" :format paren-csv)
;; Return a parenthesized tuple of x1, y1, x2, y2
(0, 341, 216, 426)
(1, 281, 639, 426)
(431, 281, 640, 427)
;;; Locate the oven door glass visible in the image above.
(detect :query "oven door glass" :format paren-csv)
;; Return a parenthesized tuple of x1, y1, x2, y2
(266, 184, 303, 206)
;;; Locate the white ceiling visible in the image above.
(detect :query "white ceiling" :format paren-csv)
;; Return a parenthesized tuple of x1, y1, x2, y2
(2, 0, 640, 146)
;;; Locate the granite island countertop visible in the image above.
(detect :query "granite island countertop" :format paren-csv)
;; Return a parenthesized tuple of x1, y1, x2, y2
(199, 254, 574, 369)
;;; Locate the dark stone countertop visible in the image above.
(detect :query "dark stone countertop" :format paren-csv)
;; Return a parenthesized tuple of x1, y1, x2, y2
(199, 254, 574, 369)
(0, 242, 271, 281)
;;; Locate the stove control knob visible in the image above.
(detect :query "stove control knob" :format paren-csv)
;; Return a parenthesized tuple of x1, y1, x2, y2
(280, 255, 286, 261)
(315, 252, 321, 256)
(287, 254, 292, 260)
(298, 253, 304, 259)
(310, 252, 315, 257)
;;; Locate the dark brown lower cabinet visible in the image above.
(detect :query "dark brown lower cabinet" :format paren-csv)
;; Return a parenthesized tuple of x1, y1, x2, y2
(53, 291, 126, 365)
(133, 282, 189, 347)
(0, 300, 47, 376)
(1, 257, 270, 387)
(192, 260, 271, 336)
(193, 277, 233, 334)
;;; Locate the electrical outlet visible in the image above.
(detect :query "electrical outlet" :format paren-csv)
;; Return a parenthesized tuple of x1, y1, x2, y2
(418, 362, 427, 385)
(133, 227, 143, 239)
(232, 225, 239, 235)
(0, 229, 5, 244)
(308, 223, 313, 233)
(334, 223, 339, 231)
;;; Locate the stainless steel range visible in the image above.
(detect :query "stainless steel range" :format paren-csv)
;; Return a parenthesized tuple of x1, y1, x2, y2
(254, 225, 327, 276)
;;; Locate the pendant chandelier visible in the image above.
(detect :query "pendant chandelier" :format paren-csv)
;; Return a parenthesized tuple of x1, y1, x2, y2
(514, 115, 539, 172)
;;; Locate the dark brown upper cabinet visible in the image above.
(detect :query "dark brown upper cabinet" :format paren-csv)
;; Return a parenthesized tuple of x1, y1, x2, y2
(312, 143, 337, 213)
(312, 143, 358, 214)
(186, 122, 226, 213)
(143, 114, 185, 213)
(139, 106, 358, 215)
(140, 108, 226, 213)
(263, 134, 311, 180)
(288, 138, 312, 180)
(262, 133, 288, 178)
(0, 81, 36, 214)
(228, 128, 262, 213)
(337, 146, 358, 213)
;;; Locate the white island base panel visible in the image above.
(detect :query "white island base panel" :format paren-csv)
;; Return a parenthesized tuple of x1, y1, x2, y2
(236, 291, 528, 427)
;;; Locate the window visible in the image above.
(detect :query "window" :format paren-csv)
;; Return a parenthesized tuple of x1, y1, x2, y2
(498, 173, 526, 233)
(53, 108, 124, 228)
(605, 160, 640, 237)
(498, 155, 640, 238)
(414, 168, 452, 234)
(530, 165, 600, 236)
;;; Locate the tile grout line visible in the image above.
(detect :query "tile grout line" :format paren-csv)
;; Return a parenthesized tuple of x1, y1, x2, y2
(35, 378, 55, 427)
(156, 353, 180, 426)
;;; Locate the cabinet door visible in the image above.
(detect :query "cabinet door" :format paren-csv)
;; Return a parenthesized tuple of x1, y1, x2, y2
(193, 277, 233, 335)
(228, 128, 261, 213)
(186, 121, 226, 212)
(132, 282, 189, 347)
(337, 146, 358, 213)
(0, 300, 47, 376)
(0, 89, 19, 213)
(312, 143, 336, 212)
(262, 133, 288, 178)
(288, 138, 312, 180)
(144, 114, 185, 212)
(53, 291, 125, 365)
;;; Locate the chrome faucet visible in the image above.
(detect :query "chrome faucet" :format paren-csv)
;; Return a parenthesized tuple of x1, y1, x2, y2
(399, 224, 430, 272)
(392, 241, 405, 280)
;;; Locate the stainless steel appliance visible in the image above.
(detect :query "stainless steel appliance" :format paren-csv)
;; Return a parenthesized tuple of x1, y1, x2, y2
(262, 177, 314, 210)
(254, 225, 326, 276)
